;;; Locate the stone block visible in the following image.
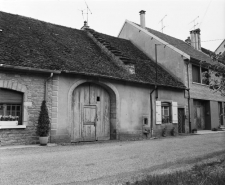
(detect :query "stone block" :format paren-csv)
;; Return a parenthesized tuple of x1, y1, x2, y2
(51, 118, 58, 124)
(52, 96, 58, 103)
(0, 80, 3, 87)
(12, 82, 18, 90)
(7, 80, 12, 88)
(51, 129, 57, 136)
(52, 113, 58, 118)
(52, 91, 58, 96)
(52, 107, 58, 113)
(52, 80, 59, 86)
(3, 80, 8, 87)
(52, 85, 58, 91)
(52, 101, 58, 107)
(51, 124, 57, 129)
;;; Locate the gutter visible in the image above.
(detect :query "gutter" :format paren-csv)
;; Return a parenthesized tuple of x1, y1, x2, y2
(62, 70, 186, 90)
(0, 64, 61, 74)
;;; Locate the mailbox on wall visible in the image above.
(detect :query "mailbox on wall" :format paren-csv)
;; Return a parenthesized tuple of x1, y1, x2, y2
(142, 116, 150, 134)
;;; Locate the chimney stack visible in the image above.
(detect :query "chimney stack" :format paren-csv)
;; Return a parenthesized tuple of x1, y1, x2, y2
(190, 28, 201, 50)
(139, 10, 146, 29)
(81, 21, 89, 30)
(185, 37, 191, 45)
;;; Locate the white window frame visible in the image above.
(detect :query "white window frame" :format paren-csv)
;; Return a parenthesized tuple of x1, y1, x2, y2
(156, 101, 178, 124)
(0, 81, 32, 129)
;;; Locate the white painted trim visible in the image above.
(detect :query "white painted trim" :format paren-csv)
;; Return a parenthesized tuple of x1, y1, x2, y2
(122, 20, 190, 60)
(0, 121, 18, 126)
(117, 20, 128, 38)
(0, 125, 26, 129)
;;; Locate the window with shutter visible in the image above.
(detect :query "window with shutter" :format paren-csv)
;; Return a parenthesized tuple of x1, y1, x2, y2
(156, 101, 162, 124)
(161, 102, 171, 123)
(172, 102, 178, 123)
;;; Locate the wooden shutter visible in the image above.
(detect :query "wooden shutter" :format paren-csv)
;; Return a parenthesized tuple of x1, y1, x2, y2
(0, 88, 23, 103)
(156, 101, 162, 124)
(172, 102, 178, 123)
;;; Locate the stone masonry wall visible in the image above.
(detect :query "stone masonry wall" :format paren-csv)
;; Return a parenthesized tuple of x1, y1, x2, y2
(0, 70, 53, 146)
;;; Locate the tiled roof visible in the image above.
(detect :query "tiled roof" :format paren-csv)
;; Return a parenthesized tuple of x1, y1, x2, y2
(134, 23, 224, 68)
(0, 11, 185, 89)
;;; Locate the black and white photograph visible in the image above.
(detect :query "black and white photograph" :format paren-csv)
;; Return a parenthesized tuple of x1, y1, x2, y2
(0, 0, 225, 184)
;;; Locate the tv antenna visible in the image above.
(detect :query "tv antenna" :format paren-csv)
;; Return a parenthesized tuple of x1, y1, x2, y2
(78, 9, 85, 20)
(159, 15, 167, 33)
(85, 1, 92, 25)
(189, 16, 199, 30)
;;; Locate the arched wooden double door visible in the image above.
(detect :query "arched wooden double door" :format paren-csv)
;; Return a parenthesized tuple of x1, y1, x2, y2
(72, 83, 110, 142)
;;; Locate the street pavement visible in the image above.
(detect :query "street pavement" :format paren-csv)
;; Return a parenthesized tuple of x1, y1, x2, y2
(1, 133, 225, 185)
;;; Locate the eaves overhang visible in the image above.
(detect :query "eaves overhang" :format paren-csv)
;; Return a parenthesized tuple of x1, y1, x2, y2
(0, 64, 61, 74)
(62, 70, 186, 90)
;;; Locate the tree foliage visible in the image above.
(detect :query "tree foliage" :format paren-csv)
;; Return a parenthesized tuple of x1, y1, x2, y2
(202, 52, 225, 96)
(36, 100, 50, 137)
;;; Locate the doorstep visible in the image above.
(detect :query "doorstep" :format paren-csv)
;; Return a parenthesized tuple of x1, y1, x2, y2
(194, 130, 225, 135)
(0, 143, 57, 150)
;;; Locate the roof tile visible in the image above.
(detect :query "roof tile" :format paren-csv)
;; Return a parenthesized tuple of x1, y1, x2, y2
(0, 11, 185, 89)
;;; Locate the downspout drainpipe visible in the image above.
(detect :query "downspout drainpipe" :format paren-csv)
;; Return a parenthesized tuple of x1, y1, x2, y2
(186, 61, 191, 133)
(150, 86, 157, 137)
(150, 44, 159, 137)
(45, 73, 53, 101)
(45, 73, 54, 142)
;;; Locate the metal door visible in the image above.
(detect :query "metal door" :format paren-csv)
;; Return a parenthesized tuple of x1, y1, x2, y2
(178, 108, 185, 133)
(82, 105, 97, 141)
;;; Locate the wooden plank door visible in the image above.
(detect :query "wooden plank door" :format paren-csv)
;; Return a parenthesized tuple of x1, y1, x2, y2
(178, 108, 185, 133)
(90, 84, 110, 141)
(72, 83, 110, 142)
(194, 100, 206, 130)
(82, 105, 96, 141)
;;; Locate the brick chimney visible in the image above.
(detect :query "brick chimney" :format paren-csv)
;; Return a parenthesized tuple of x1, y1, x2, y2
(139, 10, 146, 29)
(81, 21, 89, 30)
(190, 28, 201, 50)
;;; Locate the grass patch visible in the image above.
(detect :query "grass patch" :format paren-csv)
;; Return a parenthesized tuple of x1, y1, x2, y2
(125, 155, 225, 185)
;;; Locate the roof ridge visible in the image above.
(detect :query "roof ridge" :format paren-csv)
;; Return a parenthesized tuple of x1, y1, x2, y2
(130, 21, 225, 69)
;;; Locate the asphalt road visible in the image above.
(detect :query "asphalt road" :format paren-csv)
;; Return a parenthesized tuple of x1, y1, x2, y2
(1, 133, 225, 185)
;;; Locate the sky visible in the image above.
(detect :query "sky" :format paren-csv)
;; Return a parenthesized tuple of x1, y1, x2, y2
(1, 0, 225, 51)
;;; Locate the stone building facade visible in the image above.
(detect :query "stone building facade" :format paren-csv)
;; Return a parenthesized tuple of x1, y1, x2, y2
(0, 70, 54, 145)
(0, 11, 186, 146)
(118, 10, 225, 132)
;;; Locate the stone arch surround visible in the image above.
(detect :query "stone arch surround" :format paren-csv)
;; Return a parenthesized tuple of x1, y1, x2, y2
(0, 80, 31, 126)
(68, 79, 120, 140)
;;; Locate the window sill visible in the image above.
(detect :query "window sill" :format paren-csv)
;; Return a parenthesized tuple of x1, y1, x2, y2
(0, 125, 26, 129)
(192, 82, 209, 87)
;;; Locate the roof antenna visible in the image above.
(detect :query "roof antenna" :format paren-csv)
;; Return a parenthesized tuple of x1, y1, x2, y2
(84, 1, 92, 26)
(189, 16, 199, 30)
(159, 15, 167, 33)
(78, 9, 85, 20)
